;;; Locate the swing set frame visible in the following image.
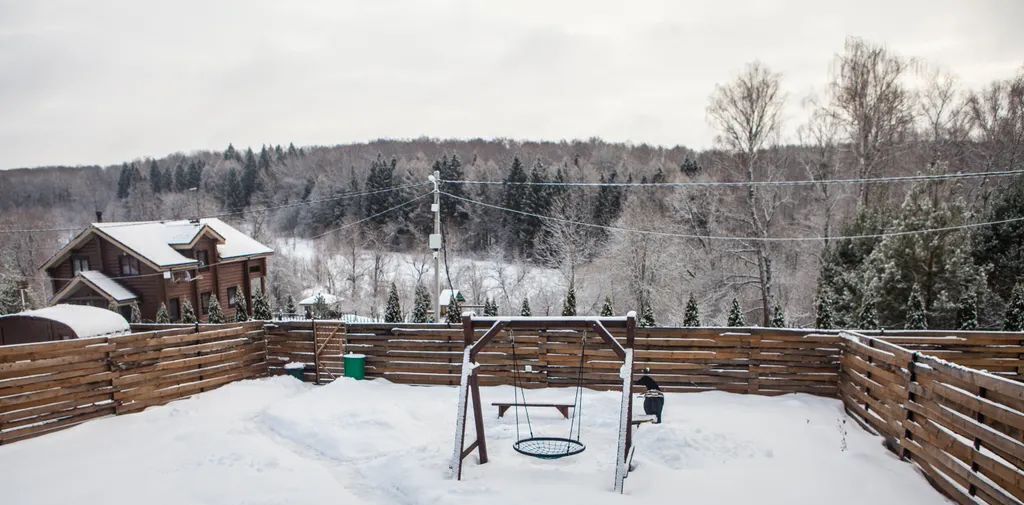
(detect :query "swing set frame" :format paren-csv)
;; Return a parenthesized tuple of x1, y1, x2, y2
(449, 312, 638, 492)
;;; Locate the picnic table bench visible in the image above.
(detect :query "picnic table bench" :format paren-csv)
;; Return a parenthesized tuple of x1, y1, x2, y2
(492, 402, 574, 419)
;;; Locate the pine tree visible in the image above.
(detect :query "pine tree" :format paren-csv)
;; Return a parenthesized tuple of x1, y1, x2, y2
(484, 298, 498, 316)
(174, 163, 188, 191)
(412, 284, 432, 323)
(957, 292, 978, 330)
(240, 148, 260, 206)
(600, 296, 614, 317)
(680, 156, 702, 177)
(223, 168, 245, 210)
(640, 299, 655, 327)
(285, 295, 297, 316)
(186, 160, 203, 189)
(180, 299, 197, 323)
(857, 297, 879, 330)
(769, 301, 785, 328)
(312, 294, 329, 318)
(107, 300, 119, 312)
(1004, 282, 1024, 331)
(561, 285, 577, 316)
(683, 293, 700, 326)
(814, 291, 834, 329)
(727, 298, 745, 327)
(252, 289, 272, 320)
(155, 303, 171, 323)
(384, 283, 403, 323)
(129, 302, 142, 324)
(0, 280, 21, 315)
(446, 295, 462, 324)
(520, 297, 532, 317)
(148, 159, 163, 194)
(905, 284, 927, 330)
(234, 304, 249, 322)
(207, 295, 225, 324)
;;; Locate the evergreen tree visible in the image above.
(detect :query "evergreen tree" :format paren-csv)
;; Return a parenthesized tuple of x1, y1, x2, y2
(680, 156, 702, 177)
(957, 292, 978, 330)
(186, 160, 203, 189)
(1004, 282, 1024, 331)
(173, 163, 188, 191)
(520, 297, 532, 316)
(258, 145, 272, 171)
(207, 295, 225, 324)
(224, 143, 239, 161)
(436, 154, 468, 225)
(311, 294, 329, 318)
(905, 284, 927, 330)
(0, 280, 21, 315)
(683, 293, 700, 326)
(252, 289, 272, 320)
(600, 296, 614, 317)
(155, 303, 171, 323)
(116, 162, 141, 199)
(223, 168, 245, 210)
(107, 300, 119, 312)
(412, 284, 432, 323)
(365, 153, 399, 226)
(240, 148, 260, 206)
(234, 304, 249, 322)
(769, 301, 785, 328)
(180, 299, 197, 323)
(561, 285, 577, 316)
(640, 299, 655, 327)
(483, 298, 498, 316)
(815, 291, 834, 329)
(285, 295, 297, 315)
(857, 297, 879, 330)
(129, 302, 142, 324)
(501, 157, 531, 254)
(148, 160, 163, 194)
(973, 177, 1024, 303)
(446, 295, 462, 324)
(727, 298, 745, 327)
(384, 283, 403, 323)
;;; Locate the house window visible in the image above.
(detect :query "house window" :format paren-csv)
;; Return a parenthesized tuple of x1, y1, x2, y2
(200, 292, 211, 315)
(72, 255, 89, 274)
(227, 287, 241, 308)
(119, 254, 140, 276)
(196, 250, 209, 268)
(168, 298, 181, 322)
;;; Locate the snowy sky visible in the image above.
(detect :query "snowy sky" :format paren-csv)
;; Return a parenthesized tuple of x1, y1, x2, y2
(0, 0, 1021, 170)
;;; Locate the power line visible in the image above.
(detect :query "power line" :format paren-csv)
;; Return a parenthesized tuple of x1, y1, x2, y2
(0, 182, 430, 234)
(441, 168, 1024, 189)
(442, 191, 1024, 243)
(310, 192, 432, 240)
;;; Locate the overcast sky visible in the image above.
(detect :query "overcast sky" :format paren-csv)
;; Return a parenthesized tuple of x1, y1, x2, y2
(0, 0, 1021, 170)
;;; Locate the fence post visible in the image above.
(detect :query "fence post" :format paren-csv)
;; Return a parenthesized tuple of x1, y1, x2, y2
(312, 317, 320, 385)
(899, 351, 919, 461)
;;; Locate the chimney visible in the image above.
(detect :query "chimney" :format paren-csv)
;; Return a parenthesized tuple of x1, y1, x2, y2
(95, 210, 103, 223)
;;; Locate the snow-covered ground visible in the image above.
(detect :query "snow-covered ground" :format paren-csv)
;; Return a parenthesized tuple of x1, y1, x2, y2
(0, 377, 946, 504)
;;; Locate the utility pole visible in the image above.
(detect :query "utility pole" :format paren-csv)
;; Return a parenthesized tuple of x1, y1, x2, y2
(429, 171, 442, 322)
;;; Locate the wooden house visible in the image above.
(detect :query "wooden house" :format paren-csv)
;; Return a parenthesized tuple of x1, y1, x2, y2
(40, 219, 273, 322)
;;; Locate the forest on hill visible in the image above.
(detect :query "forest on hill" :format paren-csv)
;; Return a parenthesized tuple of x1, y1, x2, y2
(1, 38, 1023, 329)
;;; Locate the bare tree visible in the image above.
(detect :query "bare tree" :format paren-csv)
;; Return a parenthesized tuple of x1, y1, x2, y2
(707, 61, 786, 325)
(537, 195, 597, 288)
(826, 37, 916, 204)
(797, 103, 843, 246)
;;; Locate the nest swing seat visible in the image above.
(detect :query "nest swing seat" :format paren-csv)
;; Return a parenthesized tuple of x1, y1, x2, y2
(507, 329, 589, 460)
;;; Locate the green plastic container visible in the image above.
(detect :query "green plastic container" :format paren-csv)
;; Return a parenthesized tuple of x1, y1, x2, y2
(284, 362, 306, 381)
(344, 353, 366, 380)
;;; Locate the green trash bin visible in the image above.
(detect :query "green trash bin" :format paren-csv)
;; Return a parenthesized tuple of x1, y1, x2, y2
(284, 362, 306, 381)
(343, 353, 366, 380)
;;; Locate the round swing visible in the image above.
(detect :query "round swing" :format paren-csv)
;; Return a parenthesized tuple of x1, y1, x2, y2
(508, 329, 588, 459)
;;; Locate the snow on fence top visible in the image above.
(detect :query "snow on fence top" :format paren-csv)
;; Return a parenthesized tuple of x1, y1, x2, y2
(0, 303, 130, 338)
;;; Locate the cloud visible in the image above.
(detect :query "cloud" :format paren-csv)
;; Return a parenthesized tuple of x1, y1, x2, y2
(0, 0, 1021, 169)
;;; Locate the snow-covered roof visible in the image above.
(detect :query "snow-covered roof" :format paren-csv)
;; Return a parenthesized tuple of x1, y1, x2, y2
(77, 270, 138, 303)
(298, 292, 341, 306)
(44, 218, 273, 271)
(0, 304, 130, 338)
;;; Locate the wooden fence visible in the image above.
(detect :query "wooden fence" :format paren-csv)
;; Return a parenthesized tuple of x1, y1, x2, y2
(840, 331, 1024, 505)
(0, 322, 266, 444)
